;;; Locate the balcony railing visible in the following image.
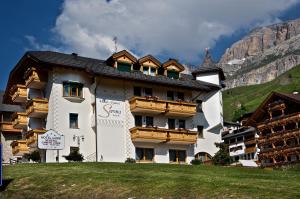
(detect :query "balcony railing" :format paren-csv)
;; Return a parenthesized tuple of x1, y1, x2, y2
(0, 121, 22, 133)
(130, 126, 197, 144)
(10, 84, 27, 103)
(26, 129, 47, 147)
(165, 101, 196, 117)
(257, 112, 300, 131)
(258, 128, 300, 145)
(245, 146, 256, 154)
(129, 96, 166, 114)
(129, 96, 196, 117)
(11, 112, 28, 129)
(24, 67, 47, 89)
(11, 140, 29, 156)
(26, 98, 48, 118)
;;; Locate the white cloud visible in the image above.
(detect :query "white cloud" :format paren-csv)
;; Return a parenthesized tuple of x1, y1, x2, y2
(49, 0, 300, 63)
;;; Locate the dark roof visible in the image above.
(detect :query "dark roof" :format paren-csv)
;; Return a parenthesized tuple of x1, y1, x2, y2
(191, 50, 225, 80)
(222, 127, 256, 140)
(24, 51, 221, 92)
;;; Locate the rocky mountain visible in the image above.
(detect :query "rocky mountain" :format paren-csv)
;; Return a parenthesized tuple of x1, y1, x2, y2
(219, 19, 300, 89)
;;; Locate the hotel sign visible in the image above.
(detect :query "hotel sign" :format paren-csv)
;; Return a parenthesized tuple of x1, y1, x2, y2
(38, 129, 65, 150)
(97, 99, 125, 121)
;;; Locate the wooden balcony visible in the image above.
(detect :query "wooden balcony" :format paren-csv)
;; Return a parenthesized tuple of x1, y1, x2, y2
(257, 112, 300, 131)
(26, 129, 47, 147)
(11, 112, 28, 129)
(0, 121, 22, 133)
(26, 98, 48, 118)
(10, 84, 27, 103)
(129, 97, 166, 114)
(165, 101, 196, 117)
(245, 146, 256, 154)
(11, 140, 29, 156)
(25, 67, 47, 89)
(130, 126, 197, 144)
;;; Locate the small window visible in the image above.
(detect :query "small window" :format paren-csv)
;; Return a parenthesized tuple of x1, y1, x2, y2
(136, 148, 154, 161)
(146, 116, 153, 127)
(178, 120, 185, 129)
(177, 92, 184, 101)
(135, 115, 143, 127)
(167, 70, 179, 79)
(196, 100, 203, 112)
(134, 87, 142, 96)
(143, 66, 149, 75)
(69, 113, 78, 129)
(197, 125, 204, 138)
(168, 119, 175, 129)
(144, 88, 152, 97)
(63, 82, 83, 98)
(150, 68, 156, 76)
(167, 91, 174, 101)
(117, 62, 131, 72)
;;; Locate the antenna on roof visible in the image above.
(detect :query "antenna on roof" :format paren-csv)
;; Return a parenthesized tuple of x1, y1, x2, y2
(113, 36, 118, 53)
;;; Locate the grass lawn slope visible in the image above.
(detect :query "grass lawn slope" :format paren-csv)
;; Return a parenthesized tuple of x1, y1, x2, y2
(1, 163, 300, 199)
(223, 65, 300, 121)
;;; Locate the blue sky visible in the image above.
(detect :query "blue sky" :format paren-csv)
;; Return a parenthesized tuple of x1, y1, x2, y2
(1, 0, 300, 90)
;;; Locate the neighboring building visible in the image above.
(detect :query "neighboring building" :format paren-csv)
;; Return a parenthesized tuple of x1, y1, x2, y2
(0, 91, 24, 163)
(245, 92, 300, 167)
(222, 121, 258, 162)
(2, 49, 225, 164)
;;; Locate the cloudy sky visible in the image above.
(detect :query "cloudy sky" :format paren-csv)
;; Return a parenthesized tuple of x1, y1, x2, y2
(1, 0, 300, 89)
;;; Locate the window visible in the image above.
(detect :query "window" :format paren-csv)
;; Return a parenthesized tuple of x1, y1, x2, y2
(196, 100, 203, 112)
(143, 66, 149, 75)
(177, 92, 184, 101)
(167, 70, 179, 79)
(146, 116, 153, 127)
(237, 136, 243, 142)
(197, 125, 204, 138)
(144, 88, 152, 96)
(168, 119, 175, 129)
(150, 68, 156, 76)
(63, 82, 83, 98)
(135, 115, 143, 127)
(134, 87, 142, 96)
(69, 113, 78, 128)
(178, 120, 185, 129)
(136, 148, 154, 161)
(195, 152, 212, 162)
(169, 150, 186, 163)
(167, 91, 174, 100)
(117, 62, 131, 72)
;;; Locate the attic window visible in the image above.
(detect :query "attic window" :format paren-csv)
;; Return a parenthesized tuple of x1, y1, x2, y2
(117, 62, 131, 72)
(167, 70, 179, 79)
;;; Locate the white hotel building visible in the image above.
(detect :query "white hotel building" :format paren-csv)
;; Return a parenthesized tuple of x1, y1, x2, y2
(1, 50, 225, 164)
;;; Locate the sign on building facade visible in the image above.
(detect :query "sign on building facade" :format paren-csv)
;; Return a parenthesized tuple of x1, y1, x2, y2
(38, 129, 65, 150)
(97, 99, 125, 121)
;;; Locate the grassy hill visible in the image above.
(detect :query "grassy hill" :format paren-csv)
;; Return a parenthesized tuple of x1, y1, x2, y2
(1, 163, 300, 199)
(223, 65, 300, 121)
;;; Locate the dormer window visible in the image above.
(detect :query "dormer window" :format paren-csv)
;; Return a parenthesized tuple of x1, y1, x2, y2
(167, 70, 179, 79)
(162, 59, 184, 79)
(106, 50, 137, 72)
(117, 62, 131, 72)
(138, 55, 161, 77)
(143, 66, 149, 75)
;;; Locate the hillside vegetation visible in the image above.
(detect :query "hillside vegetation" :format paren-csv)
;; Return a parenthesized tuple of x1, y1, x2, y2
(223, 65, 300, 121)
(1, 163, 300, 199)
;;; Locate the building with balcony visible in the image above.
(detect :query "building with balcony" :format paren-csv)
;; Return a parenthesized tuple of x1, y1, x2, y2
(245, 92, 300, 167)
(2, 49, 225, 164)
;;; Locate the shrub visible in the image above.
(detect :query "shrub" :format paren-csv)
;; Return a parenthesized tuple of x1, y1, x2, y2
(190, 159, 202, 165)
(212, 142, 231, 166)
(63, 148, 84, 162)
(125, 158, 136, 163)
(23, 150, 41, 162)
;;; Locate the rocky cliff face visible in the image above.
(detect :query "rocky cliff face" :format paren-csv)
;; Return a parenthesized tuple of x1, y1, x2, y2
(219, 19, 300, 88)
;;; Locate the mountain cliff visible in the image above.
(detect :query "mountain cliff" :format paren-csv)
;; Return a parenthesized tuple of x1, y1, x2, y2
(219, 19, 300, 88)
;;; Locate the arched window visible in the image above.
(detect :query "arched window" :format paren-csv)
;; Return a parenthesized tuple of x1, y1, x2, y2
(195, 152, 212, 162)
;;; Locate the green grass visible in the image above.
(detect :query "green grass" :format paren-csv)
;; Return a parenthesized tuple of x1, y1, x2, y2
(1, 163, 300, 199)
(223, 65, 300, 121)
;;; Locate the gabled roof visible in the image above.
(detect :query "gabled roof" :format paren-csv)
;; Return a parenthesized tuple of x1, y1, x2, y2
(192, 50, 225, 80)
(108, 50, 137, 63)
(244, 92, 300, 126)
(138, 55, 161, 66)
(162, 59, 185, 71)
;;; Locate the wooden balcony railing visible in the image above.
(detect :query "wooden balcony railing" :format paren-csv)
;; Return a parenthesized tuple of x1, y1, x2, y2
(10, 84, 27, 103)
(129, 96, 196, 117)
(11, 112, 28, 129)
(130, 126, 197, 145)
(24, 67, 47, 89)
(26, 98, 48, 118)
(165, 101, 196, 117)
(258, 129, 300, 145)
(257, 112, 300, 131)
(0, 121, 22, 133)
(11, 140, 29, 156)
(26, 129, 47, 147)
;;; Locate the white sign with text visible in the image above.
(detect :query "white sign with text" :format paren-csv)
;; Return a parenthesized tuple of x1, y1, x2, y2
(97, 99, 125, 121)
(38, 129, 65, 150)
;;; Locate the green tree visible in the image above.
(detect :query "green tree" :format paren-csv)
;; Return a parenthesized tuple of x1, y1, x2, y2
(63, 148, 84, 162)
(24, 150, 41, 162)
(232, 104, 248, 122)
(212, 142, 231, 165)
